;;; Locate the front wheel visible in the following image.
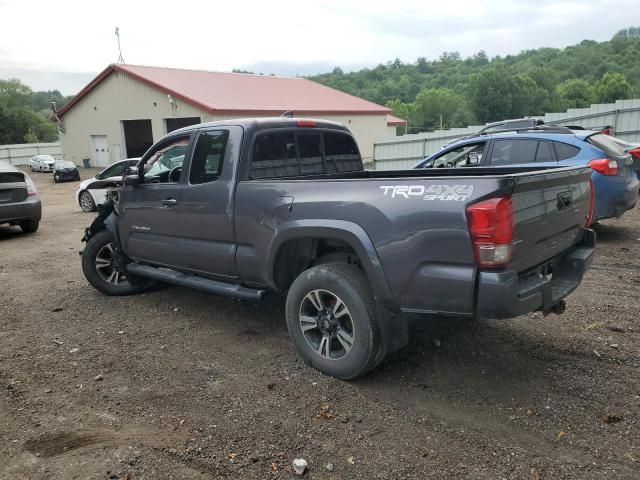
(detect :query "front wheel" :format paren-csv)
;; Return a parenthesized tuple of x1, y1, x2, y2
(79, 190, 96, 212)
(81, 229, 149, 296)
(285, 263, 382, 380)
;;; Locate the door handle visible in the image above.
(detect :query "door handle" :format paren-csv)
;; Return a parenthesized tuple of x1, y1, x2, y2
(161, 198, 177, 206)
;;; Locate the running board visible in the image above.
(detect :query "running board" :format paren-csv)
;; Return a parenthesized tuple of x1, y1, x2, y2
(126, 263, 266, 301)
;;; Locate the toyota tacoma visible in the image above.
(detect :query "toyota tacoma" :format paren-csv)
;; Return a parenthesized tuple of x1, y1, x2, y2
(80, 118, 595, 379)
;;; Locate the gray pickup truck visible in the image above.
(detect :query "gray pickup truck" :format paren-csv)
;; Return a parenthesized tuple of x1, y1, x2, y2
(81, 118, 595, 379)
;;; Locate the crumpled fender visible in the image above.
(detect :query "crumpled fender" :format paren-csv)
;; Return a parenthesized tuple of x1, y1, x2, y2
(81, 200, 117, 244)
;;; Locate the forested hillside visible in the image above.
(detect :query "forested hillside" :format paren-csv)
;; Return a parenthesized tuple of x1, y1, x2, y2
(310, 27, 640, 132)
(0, 79, 69, 144)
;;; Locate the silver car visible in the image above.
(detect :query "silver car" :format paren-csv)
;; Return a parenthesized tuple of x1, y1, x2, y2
(29, 154, 56, 172)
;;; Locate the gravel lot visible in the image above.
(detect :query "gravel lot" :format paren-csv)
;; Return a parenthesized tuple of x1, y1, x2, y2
(1, 170, 639, 479)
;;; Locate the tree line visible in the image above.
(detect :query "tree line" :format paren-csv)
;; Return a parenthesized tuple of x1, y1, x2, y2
(0, 79, 69, 144)
(310, 28, 640, 133)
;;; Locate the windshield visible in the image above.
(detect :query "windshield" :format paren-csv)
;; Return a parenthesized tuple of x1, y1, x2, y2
(55, 161, 76, 168)
(36, 155, 55, 162)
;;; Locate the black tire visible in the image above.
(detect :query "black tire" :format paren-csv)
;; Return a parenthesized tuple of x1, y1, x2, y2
(20, 220, 39, 233)
(81, 229, 148, 296)
(285, 263, 382, 380)
(79, 190, 96, 212)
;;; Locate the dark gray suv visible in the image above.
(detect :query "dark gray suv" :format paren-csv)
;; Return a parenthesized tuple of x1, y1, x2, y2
(0, 162, 41, 233)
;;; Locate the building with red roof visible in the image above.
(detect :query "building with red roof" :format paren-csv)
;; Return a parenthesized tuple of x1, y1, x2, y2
(57, 64, 405, 166)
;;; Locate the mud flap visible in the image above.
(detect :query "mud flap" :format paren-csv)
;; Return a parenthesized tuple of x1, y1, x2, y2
(376, 302, 409, 355)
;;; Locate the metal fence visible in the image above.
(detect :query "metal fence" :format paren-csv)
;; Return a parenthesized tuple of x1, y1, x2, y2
(0, 142, 63, 166)
(373, 98, 640, 170)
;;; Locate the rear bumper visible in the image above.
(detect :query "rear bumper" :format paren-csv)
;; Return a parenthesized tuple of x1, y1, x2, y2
(594, 173, 639, 220)
(0, 196, 42, 224)
(476, 229, 595, 319)
(54, 170, 80, 181)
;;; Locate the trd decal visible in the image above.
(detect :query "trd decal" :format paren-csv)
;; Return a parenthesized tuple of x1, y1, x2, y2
(379, 185, 474, 201)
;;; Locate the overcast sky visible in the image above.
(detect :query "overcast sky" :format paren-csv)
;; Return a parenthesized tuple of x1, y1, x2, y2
(1, 0, 638, 95)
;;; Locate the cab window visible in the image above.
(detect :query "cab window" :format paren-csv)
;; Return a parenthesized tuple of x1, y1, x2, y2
(141, 136, 190, 183)
(189, 130, 229, 184)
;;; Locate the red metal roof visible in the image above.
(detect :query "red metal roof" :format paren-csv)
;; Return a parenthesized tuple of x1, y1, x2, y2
(386, 114, 407, 126)
(58, 64, 391, 117)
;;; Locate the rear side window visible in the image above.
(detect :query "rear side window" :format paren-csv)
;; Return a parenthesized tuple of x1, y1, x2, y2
(189, 130, 229, 184)
(250, 130, 361, 179)
(490, 140, 538, 165)
(587, 134, 627, 157)
(535, 141, 555, 162)
(553, 142, 580, 160)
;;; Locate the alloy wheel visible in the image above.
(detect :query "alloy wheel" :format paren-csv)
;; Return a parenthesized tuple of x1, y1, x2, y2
(299, 289, 355, 360)
(95, 243, 128, 286)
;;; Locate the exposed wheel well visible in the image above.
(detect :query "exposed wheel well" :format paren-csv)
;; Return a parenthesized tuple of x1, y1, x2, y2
(272, 237, 363, 293)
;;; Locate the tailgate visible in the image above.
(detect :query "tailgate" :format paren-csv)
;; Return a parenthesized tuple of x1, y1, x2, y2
(509, 166, 592, 273)
(0, 171, 27, 204)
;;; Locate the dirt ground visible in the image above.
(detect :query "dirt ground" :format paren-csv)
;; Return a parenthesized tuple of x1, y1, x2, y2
(1, 169, 639, 480)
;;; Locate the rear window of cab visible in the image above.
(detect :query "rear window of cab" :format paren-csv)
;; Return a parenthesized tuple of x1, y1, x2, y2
(251, 130, 361, 179)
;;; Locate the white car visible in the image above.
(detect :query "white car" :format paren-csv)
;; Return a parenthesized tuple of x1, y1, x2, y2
(75, 158, 139, 212)
(29, 154, 56, 172)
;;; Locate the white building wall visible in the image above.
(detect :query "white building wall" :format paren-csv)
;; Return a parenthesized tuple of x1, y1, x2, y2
(59, 71, 398, 166)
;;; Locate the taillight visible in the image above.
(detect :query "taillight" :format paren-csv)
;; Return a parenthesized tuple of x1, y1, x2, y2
(466, 196, 514, 268)
(628, 147, 640, 159)
(296, 119, 317, 128)
(589, 158, 618, 176)
(24, 175, 37, 196)
(586, 178, 595, 227)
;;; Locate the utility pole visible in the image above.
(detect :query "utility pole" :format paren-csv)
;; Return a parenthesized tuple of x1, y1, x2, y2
(115, 26, 125, 64)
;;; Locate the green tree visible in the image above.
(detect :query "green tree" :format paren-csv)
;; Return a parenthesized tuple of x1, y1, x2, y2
(309, 27, 640, 125)
(466, 66, 515, 122)
(412, 88, 473, 130)
(556, 79, 594, 108)
(594, 72, 633, 102)
(0, 78, 61, 144)
(24, 128, 39, 143)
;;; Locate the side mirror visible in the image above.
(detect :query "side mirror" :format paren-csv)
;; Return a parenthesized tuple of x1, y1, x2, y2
(123, 175, 140, 186)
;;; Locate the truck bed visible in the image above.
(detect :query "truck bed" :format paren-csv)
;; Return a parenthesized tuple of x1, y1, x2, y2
(236, 164, 593, 317)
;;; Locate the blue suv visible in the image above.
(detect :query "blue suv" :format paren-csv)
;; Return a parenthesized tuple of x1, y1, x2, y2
(415, 126, 638, 222)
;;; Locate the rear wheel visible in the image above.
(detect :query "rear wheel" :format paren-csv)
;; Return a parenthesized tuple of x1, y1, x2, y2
(82, 229, 149, 296)
(79, 190, 96, 212)
(285, 263, 382, 380)
(20, 220, 39, 233)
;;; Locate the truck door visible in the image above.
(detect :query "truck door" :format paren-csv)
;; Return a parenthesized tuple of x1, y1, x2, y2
(119, 134, 192, 268)
(173, 126, 242, 279)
